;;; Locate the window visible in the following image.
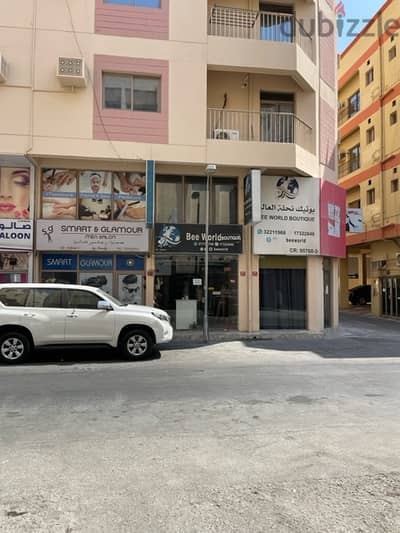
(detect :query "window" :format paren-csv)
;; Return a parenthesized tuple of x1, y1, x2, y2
(104, 0, 160, 7)
(0, 288, 29, 307)
(26, 288, 63, 308)
(156, 176, 238, 224)
(391, 179, 399, 192)
(390, 111, 398, 125)
(349, 200, 361, 208)
(366, 126, 375, 144)
(389, 46, 397, 61)
(67, 290, 101, 309)
(366, 188, 375, 205)
(349, 144, 360, 173)
(366, 68, 374, 86)
(212, 179, 238, 224)
(103, 74, 160, 112)
(348, 91, 360, 118)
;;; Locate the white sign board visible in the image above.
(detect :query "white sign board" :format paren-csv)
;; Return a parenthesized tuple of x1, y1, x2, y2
(36, 220, 148, 252)
(346, 208, 363, 233)
(253, 176, 320, 255)
(0, 219, 33, 250)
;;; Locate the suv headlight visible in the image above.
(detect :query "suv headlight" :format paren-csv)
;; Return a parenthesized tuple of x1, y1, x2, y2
(152, 311, 170, 322)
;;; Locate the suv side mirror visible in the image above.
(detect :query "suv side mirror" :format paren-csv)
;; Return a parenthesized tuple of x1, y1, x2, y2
(97, 300, 113, 311)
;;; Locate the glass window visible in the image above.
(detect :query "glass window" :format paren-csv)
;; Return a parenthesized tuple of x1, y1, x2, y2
(367, 188, 375, 205)
(390, 111, 398, 126)
(389, 46, 397, 61)
(366, 126, 375, 144)
(366, 68, 374, 86)
(0, 288, 29, 307)
(26, 288, 63, 308)
(349, 144, 360, 173)
(391, 179, 399, 193)
(185, 178, 206, 224)
(105, 0, 160, 6)
(348, 91, 360, 118)
(103, 74, 131, 110)
(212, 178, 238, 224)
(103, 74, 160, 112)
(67, 290, 101, 309)
(156, 177, 182, 223)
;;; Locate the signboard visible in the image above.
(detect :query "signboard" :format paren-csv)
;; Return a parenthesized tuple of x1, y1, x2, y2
(79, 254, 113, 271)
(0, 219, 33, 250)
(36, 220, 149, 252)
(244, 169, 262, 225)
(253, 176, 320, 255)
(155, 224, 243, 254)
(320, 180, 346, 258)
(346, 208, 363, 233)
(42, 253, 77, 271)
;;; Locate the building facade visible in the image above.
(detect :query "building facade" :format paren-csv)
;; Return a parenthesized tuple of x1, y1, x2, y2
(338, 0, 400, 317)
(0, 0, 341, 334)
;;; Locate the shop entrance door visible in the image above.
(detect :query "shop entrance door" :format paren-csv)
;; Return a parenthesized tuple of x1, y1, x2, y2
(381, 277, 400, 317)
(260, 268, 306, 329)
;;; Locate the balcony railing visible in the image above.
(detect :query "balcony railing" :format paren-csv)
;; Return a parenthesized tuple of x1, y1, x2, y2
(208, 108, 313, 153)
(339, 155, 361, 178)
(208, 5, 314, 61)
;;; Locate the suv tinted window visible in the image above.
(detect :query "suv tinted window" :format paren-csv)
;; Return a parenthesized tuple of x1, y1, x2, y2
(0, 288, 29, 307)
(25, 288, 63, 308)
(67, 290, 101, 309)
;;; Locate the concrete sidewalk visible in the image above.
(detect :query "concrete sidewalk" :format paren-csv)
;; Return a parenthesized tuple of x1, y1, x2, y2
(169, 307, 400, 348)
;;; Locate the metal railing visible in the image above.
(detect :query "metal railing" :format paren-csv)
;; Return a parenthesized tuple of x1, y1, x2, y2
(338, 155, 361, 178)
(208, 5, 314, 61)
(208, 108, 314, 153)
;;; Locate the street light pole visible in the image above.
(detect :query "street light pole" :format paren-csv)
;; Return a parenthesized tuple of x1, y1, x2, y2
(204, 164, 216, 343)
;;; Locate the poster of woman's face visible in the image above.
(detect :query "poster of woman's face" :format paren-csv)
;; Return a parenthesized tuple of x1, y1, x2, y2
(0, 167, 30, 219)
(118, 273, 142, 304)
(80, 272, 113, 295)
(113, 172, 146, 221)
(41, 169, 77, 219)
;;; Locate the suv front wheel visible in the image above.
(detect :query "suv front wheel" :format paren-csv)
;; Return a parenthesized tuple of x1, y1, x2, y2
(119, 329, 154, 360)
(0, 331, 31, 364)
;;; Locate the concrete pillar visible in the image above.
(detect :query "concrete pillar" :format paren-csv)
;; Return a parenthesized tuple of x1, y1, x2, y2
(145, 253, 155, 307)
(339, 257, 351, 309)
(307, 256, 324, 332)
(331, 258, 340, 327)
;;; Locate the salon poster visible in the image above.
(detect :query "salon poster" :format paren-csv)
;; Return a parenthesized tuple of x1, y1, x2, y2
(113, 172, 146, 222)
(0, 219, 33, 250)
(42, 169, 78, 220)
(79, 271, 113, 295)
(0, 167, 30, 219)
(118, 273, 143, 305)
(79, 171, 112, 221)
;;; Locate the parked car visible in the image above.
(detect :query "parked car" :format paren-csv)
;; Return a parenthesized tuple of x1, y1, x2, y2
(0, 283, 173, 364)
(348, 284, 371, 306)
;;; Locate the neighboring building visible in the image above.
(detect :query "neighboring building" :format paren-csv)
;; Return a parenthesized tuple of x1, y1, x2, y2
(0, 0, 340, 334)
(338, 0, 400, 317)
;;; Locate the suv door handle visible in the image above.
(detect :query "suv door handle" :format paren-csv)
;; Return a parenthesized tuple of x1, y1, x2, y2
(23, 313, 36, 318)
(67, 313, 78, 318)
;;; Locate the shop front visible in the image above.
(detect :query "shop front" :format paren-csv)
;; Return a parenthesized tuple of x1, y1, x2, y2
(154, 223, 242, 331)
(0, 165, 33, 282)
(35, 167, 149, 301)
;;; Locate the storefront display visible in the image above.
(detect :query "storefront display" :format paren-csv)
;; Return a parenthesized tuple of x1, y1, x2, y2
(154, 255, 238, 330)
(40, 253, 145, 303)
(41, 169, 146, 222)
(0, 253, 29, 283)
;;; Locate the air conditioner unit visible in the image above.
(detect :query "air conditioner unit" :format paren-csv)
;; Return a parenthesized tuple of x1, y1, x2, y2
(214, 128, 240, 141)
(0, 54, 8, 83)
(57, 57, 87, 88)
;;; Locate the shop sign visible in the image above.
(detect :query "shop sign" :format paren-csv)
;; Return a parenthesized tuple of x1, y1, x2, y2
(79, 254, 114, 270)
(42, 253, 77, 271)
(36, 220, 149, 252)
(244, 169, 262, 225)
(116, 255, 145, 271)
(346, 208, 363, 233)
(253, 176, 320, 256)
(0, 219, 33, 250)
(155, 224, 243, 254)
(320, 180, 346, 258)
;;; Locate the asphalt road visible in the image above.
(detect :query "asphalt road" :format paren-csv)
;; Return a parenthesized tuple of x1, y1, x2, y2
(1, 310, 400, 532)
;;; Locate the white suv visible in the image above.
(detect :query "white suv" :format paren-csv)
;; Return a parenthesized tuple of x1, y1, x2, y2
(0, 283, 173, 364)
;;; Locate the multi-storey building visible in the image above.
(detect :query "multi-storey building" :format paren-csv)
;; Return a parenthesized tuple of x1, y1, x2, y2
(0, 0, 340, 335)
(338, 0, 400, 317)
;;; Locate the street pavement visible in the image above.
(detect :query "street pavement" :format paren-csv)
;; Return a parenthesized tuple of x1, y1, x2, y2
(1, 309, 400, 532)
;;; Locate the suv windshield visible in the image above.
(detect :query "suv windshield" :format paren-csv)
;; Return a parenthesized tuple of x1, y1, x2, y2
(93, 288, 123, 307)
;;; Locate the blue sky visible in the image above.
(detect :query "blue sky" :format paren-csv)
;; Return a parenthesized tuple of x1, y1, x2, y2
(337, 0, 386, 52)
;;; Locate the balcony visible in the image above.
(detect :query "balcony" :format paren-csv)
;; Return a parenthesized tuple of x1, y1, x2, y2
(207, 108, 316, 173)
(207, 6, 316, 90)
(339, 155, 361, 179)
